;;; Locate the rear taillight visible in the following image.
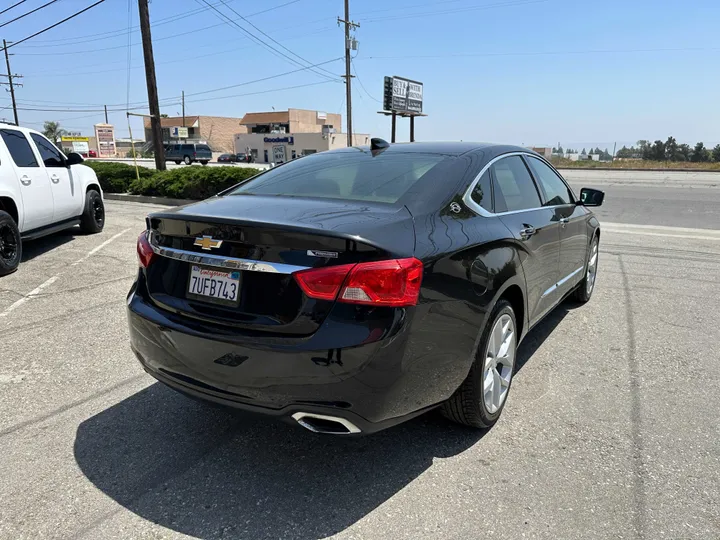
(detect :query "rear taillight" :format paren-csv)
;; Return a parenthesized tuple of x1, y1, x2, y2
(293, 258, 423, 307)
(137, 231, 156, 268)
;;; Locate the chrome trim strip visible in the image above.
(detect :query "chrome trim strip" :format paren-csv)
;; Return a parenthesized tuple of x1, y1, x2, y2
(557, 266, 584, 287)
(291, 412, 361, 434)
(462, 151, 575, 217)
(151, 244, 310, 274)
(541, 266, 584, 298)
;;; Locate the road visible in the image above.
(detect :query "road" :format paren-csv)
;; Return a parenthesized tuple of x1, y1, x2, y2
(1, 181, 719, 539)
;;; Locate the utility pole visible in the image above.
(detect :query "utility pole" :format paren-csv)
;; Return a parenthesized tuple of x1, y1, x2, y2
(104, 104, 108, 124)
(2, 40, 20, 125)
(182, 90, 185, 127)
(137, 0, 165, 170)
(338, 2, 359, 147)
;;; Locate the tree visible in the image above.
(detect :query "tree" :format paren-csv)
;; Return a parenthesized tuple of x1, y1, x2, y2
(616, 146, 630, 159)
(557, 145, 564, 155)
(712, 144, 720, 162)
(160, 114, 169, 118)
(650, 140, 665, 161)
(678, 144, 691, 162)
(664, 136, 679, 161)
(691, 142, 710, 162)
(581, 148, 587, 155)
(42, 121, 66, 143)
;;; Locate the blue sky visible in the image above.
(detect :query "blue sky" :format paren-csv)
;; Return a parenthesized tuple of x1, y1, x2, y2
(1, 0, 718, 151)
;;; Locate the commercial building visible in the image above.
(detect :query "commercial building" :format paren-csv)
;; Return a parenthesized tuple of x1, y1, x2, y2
(233, 108, 369, 163)
(143, 115, 243, 153)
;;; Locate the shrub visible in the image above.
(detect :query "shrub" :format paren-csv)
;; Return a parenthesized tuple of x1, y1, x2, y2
(128, 166, 261, 199)
(84, 161, 154, 193)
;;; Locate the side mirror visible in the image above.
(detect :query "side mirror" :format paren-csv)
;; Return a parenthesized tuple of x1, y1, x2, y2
(578, 187, 604, 207)
(66, 152, 84, 166)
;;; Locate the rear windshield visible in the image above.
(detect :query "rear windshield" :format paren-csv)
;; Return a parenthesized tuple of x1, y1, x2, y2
(229, 150, 447, 203)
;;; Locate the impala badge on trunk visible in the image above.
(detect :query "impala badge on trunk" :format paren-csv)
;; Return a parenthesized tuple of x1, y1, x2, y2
(194, 236, 223, 251)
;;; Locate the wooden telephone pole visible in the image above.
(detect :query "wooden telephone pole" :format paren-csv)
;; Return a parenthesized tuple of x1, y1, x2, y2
(137, 0, 165, 170)
(2, 40, 22, 125)
(338, 1, 359, 147)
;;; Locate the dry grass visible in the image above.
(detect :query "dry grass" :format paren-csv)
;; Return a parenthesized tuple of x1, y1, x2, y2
(550, 158, 720, 171)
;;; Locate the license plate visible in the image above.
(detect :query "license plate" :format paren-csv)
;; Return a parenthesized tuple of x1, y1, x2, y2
(187, 265, 241, 306)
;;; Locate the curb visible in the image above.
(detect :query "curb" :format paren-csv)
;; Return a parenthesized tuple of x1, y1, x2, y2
(104, 193, 199, 206)
(557, 167, 720, 173)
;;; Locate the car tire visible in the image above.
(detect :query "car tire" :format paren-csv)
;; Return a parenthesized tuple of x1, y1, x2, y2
(574, 235, 599, 303)
(174, 160, 181, 165)
(0, 210, 22, 276)
(200, 160, 208, 166)
(441, 299, 517, 429)
(80, 190, 105, 234)
(183, 156, 192, 165)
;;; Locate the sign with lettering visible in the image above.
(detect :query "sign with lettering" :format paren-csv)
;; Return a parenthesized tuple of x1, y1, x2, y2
(264, 136, 294, 145)
(171, 126, 189, 138)
(60, 136, 89, 142)
(272, 145, 286, 163)
(383, 76, 423, 114)
(94, 124, 116, 158)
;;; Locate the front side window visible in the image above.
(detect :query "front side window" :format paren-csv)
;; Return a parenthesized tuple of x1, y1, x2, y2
(230, 150, 447, 204)
(0, 129, 39, 168)
(526, 156, 573, 206)
(30, 133, 66, 168)
(470, 170, 493, 212)
(490, 156, 541, 212)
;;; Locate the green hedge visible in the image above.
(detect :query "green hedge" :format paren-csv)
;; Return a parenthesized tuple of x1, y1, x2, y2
(84, 161, 154, 193)
(85, 161, 261, 199)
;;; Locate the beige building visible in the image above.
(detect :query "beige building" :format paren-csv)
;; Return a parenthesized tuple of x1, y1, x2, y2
(143, 115, 243, 153)
(234, 108, 368, 164)
(238, 109, 342, 135)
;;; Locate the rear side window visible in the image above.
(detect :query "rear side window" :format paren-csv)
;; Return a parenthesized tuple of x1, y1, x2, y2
(470, 170, 493, 212)
(182, 145, 193, 151)
(0, 129, 39, 168)
(30, 133, 66, 168)
(196, 145, 211, 152)
(526, 156, 574, 206)
(229, 151, 447, 203)
(491, 156, 541, 212)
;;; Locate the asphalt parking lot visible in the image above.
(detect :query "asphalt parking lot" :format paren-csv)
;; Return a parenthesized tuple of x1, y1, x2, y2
(1, 182, 719, 539)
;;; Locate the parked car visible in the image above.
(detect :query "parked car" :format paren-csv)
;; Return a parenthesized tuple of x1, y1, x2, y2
(128, 140, 603, 434)
(164, 143, 212, 165)
(0, 123, 105, 276)
(88, 149, 97, 158)
(217, 153, 238, 163)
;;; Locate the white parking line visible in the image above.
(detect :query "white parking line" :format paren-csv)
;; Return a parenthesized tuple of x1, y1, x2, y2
(601, 222, 720, 241)
(0, 228, 131, 318)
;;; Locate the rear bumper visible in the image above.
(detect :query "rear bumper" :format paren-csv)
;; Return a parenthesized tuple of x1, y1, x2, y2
(127, 288, 450, 433)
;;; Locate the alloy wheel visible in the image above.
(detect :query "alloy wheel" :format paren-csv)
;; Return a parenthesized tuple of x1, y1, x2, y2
(0, 224, 18, 263)
(483, 313, 516, 414)
(586, 241, 598, 296)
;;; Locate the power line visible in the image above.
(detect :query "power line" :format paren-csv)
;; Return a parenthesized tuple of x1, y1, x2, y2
(362, 0, 549, 22)
(0, 0, 29, 18)
(214, 0, 337, 79)
(351, 59, 380, 103)
(195, 0, 337, 83)
(2, 1, 107, 51)
(19, 0, 299, 47)
(0, 0, 61, 29)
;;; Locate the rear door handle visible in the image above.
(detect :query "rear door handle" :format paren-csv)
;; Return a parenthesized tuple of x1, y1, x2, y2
(559, 217, 569, 227)
(519, 226, 536, 240)
(20, 175, 32, 186)
(50, 174, 60, 184)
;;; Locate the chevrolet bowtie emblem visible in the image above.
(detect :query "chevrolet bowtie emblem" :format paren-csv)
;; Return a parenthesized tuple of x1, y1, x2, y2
(193, 236, 223, 251)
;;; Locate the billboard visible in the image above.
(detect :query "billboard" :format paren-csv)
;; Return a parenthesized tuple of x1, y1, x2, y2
(383, 76, 423, 114)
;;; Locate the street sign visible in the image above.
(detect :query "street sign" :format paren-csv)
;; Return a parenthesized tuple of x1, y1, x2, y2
(171, 126, 189, 138)
(383, 76, 423, 114)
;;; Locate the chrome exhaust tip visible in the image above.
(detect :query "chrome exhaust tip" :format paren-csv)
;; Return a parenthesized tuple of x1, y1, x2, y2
(291, 412, 361, 435)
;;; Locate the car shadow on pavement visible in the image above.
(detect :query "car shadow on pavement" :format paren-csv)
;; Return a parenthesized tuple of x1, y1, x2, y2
(74, 384, 485, 539)
(515, 299, 578, 372)
(21, 228, 77, 262)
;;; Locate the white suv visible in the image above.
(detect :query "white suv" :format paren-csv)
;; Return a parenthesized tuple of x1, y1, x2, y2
(0, 123, 105, 276)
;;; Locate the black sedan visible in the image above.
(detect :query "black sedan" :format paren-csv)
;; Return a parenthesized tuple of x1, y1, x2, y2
(217, 153, 242, 163)
(128, 140, 603, 434)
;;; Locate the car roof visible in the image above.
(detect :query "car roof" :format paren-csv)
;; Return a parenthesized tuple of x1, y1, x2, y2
(330, 141, 535, 157)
